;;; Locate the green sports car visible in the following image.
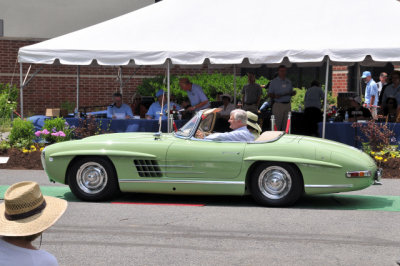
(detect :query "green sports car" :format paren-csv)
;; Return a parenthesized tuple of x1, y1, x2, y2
(41, 109, 381, 206)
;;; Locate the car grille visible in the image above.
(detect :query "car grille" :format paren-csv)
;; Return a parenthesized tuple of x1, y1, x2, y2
(134, 160, 163, 177)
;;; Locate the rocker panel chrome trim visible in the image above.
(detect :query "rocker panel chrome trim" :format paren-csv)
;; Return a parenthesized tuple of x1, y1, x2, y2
(119, 179, 244, 185)
(305, 184, 353, 188)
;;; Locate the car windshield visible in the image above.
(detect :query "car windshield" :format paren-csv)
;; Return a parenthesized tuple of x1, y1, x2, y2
(175, 114, 200, 138)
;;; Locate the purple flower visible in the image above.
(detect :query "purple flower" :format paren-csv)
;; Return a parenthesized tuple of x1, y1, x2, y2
(35, 131, 42, 137)
(391, 137, 396, 143)
(58, 131, 66, 137)
(42, 129, 50, 135)
(51, 132, 58, 136)
(64, 122, 69, 126)
(52, 127, 57, 133)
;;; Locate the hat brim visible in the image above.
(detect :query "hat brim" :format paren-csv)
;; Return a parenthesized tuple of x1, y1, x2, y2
(247, 121, 262, 133)
(0, 196, 67, 237)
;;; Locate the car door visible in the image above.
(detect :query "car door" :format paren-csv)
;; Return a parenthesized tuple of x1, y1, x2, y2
(165, 139, 246, 179)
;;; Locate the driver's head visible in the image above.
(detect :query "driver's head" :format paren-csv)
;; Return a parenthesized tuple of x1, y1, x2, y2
(229, 109, 247, 130)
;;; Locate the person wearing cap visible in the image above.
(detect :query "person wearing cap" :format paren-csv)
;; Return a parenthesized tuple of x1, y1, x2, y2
(382, 71, 400, 112)
(145, 89, 181, 120)
(268, 65, 295, 131)
(0, 181, 67, 266)
(196, 109, 254, 142)
(242, 72, 262, 114)
(107, 92, 134, 119)
(179, 78, 209, 112)
(361, 71, 378, 119)
(246, 111, 262, 139)
(218, 94, 235, 118)
(303, 80, 324, 136)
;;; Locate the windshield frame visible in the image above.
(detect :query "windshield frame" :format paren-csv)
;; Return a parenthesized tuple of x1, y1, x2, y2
(174, 110, 204, 139)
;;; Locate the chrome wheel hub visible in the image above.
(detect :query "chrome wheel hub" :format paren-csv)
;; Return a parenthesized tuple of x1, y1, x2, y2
(258, 166, 292, 199)
(76, 162, 108, 194)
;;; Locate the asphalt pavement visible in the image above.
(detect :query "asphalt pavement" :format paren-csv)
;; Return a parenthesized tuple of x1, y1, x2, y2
(1, 169, 400, 266)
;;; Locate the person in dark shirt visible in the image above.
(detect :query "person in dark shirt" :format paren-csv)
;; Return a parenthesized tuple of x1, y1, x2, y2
(382, 97, 398, 123)
(346, 96, 372, 122)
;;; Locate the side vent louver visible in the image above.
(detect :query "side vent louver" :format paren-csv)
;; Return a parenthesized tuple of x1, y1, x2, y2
(134, 160, 162, 177)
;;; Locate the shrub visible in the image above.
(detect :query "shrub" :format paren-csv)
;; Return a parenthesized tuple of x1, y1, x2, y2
(291, 86, 337, 111)
(36, 117, 74, 143)
(9, 118, 35, 149)
(0, 83, 18, 131)
(137, 73, 269, 103)
(352, 120, 397, 166)
(73, 116, 112, 139)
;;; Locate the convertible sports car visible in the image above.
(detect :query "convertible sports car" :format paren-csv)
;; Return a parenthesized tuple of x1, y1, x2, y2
(41, 109, 381, 207)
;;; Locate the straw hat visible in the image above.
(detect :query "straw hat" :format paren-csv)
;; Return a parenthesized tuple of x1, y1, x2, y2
(0, 181, 67, 237)
(246, 111, 262, 133)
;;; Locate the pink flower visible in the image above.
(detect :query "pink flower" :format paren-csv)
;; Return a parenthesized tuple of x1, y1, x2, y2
(51, 132, 59, 136)
(58, 131, 66, 137)
(42, 129, 50, 135)
(35, 131, 42, 137)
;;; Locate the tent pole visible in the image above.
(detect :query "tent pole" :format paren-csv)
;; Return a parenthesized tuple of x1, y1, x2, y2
(167, 60, 171, 133)
(19, 63, 23, 118)
(119, 66, 123, 94)
(77, 66, 80, 113)
(322, 58, 330, 139)
(233, 65, 237, 105)
(356, 63, 361, 96)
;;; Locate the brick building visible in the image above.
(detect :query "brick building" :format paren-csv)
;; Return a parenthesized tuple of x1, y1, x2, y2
(1, 0, 397, 115)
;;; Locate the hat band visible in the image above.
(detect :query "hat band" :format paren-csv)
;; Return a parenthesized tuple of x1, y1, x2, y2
(5, 200, 47, 221)
(248, 118, 258, 124)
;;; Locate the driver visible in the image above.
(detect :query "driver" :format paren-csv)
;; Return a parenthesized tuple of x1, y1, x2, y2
(197, 109, 255, 142)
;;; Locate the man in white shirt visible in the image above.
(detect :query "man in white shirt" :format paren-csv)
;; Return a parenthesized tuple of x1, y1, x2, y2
(303, 80, 324, 136)
(377, 72, 388, 96)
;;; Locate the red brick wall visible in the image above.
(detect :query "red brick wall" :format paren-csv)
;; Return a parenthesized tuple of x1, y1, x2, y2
(0, 39, 234, 116)
(331, 65, 348, 96)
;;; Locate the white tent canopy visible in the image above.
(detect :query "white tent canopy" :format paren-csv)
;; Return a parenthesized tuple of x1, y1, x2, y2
(17, 0, 400, 135)
(18, 0, 400, 66)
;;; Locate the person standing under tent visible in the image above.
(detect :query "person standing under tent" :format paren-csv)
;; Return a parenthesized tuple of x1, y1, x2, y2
(179, 78, 210, 113)
(303, 80, 324, 136)
(268, 65, 295, 131)
(382, 71, 400, 112)
(361, 71, 379, 119)
(242, 72, 262, 114)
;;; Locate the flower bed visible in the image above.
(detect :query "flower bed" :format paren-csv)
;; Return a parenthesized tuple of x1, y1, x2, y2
(0, 148, 42, 170)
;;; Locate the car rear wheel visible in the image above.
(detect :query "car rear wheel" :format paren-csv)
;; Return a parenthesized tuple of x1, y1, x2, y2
(250, 162, 303, 207)
(68, 157, 119, 201)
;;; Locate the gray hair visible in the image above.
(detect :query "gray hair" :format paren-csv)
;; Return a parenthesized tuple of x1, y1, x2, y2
(230, 109, 247, 124)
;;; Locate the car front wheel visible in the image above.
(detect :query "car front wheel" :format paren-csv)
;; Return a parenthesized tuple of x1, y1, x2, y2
(68, 157, 119, 201)
(250, 162, 303, 207)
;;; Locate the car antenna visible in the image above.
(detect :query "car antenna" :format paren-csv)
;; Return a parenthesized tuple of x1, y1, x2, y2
(154, 91, 164, 140)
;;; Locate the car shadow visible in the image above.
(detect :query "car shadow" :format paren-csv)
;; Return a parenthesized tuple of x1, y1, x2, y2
(114, 192, 399, 211)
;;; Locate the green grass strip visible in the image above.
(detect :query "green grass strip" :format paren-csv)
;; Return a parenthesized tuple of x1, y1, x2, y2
(0, 185, 79, 202)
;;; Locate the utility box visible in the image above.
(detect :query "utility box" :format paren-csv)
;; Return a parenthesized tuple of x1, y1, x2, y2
(45, 108, 60, 117)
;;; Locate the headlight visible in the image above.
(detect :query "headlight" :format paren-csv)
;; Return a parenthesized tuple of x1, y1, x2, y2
(40, 148, 46, 169)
